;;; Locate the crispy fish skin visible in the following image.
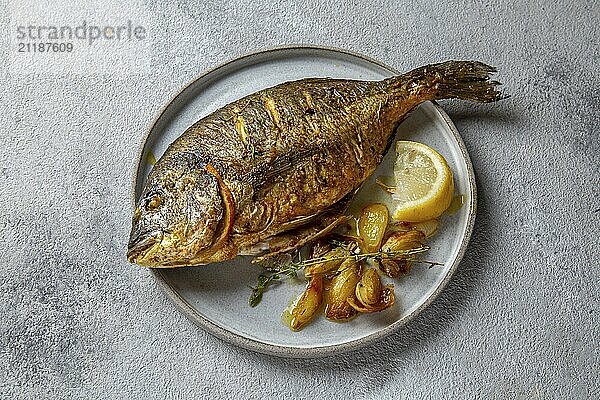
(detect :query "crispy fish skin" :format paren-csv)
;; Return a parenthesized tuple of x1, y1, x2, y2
(128, 61, 504, 267)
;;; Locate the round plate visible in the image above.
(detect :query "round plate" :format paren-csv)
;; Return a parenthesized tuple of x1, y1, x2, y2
(132, 46, 476, 357)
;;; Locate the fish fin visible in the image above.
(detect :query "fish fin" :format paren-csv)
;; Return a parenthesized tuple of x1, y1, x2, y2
(241, 190, 356, 258)
(387, 60, 507, 103)
(276, 213, 321, 232)
(251, 214, 351, 264)
(274, 189, 355, 232)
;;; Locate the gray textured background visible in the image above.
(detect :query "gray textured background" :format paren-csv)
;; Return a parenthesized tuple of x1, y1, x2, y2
(1, 0, 598, 398)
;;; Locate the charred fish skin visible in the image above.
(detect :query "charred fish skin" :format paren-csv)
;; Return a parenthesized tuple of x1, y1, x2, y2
(128, 60, 504, 267)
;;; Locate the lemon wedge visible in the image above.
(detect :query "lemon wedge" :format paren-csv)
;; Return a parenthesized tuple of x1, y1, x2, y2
(391, 141, 454, 222)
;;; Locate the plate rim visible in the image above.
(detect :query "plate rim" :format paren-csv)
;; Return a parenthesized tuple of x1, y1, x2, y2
(130, 44, 477, 358)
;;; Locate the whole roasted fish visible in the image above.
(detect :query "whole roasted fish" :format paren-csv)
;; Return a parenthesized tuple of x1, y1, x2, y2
(128, 61, 504, 267)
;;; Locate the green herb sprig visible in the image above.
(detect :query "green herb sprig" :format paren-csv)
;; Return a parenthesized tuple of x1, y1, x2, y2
(249, 245, 436, 307)
(249, 263, 303, 307)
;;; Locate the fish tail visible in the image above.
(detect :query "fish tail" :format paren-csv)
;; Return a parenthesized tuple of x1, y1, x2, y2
(388, 60, 507, 103)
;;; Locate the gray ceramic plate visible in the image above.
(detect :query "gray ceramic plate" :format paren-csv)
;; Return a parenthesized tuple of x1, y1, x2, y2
(132, 46, 476, 358)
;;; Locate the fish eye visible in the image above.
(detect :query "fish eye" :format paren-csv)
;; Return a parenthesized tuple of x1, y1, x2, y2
(145, 194, 161, 210)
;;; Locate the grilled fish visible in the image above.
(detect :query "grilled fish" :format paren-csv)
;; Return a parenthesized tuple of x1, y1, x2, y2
(128, 60, 504, 267)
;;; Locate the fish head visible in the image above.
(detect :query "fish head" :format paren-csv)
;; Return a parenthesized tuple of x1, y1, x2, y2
(127, 154, 231, 267)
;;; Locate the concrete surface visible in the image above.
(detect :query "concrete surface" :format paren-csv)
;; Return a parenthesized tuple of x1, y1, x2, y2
(0, 0, 598, 398)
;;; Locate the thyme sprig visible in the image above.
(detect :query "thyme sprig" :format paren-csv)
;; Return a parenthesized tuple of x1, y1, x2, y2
(248, 262, 304, 307)
(249, 245, 433, 307)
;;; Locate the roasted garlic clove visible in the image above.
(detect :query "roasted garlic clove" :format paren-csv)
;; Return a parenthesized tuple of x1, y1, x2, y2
(377, 259, 411, 278)
(389, 220, 437, 238)
(378, 230, 425, 278)
(412, 219, 438, 238)
(304, 247, 349, 278)
(325, 259, 361, 321)
(358, 203, 389, 253)
(286, 276, 324, 331)
(381, 230, 426, 253)
(355, 268, 382, 306)
(348, 285, 395, 313)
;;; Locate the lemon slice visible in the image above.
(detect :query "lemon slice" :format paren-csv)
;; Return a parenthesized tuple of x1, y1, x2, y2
(391, 141, 454, 222)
